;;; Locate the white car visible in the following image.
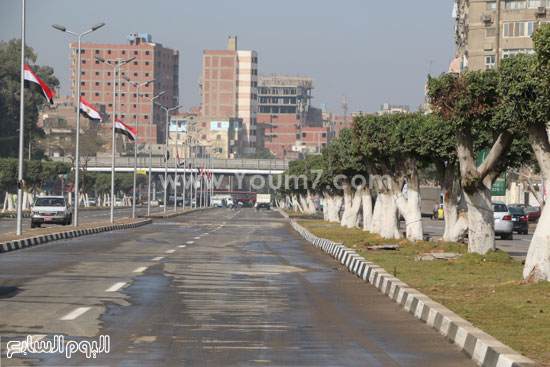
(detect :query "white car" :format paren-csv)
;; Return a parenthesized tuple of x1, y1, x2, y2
(31, 196, 72, 228)
(493, 201, 513, 240)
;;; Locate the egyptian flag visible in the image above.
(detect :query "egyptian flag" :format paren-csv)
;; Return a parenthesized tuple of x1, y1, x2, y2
(24, 63, 55, 104)
(80, 97, 102, 122)
(199, 166, 205, 177)
(177, 152, 185, 168)
(115, 118, 137, 141)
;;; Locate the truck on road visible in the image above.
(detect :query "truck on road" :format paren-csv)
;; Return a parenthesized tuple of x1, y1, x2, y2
(255, 194, 271, 210)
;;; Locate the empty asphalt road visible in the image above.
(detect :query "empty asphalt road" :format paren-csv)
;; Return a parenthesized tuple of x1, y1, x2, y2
(0, 208, 475, 366)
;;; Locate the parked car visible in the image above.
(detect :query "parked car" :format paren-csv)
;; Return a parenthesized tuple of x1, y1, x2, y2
(88, 197, 97, 206)
(31, 196, 72, 228)
(115, 198, 123, 206)
(524, 206, 541, 222)
(493, 202, 514, 240)
(508, 206, 529, 235)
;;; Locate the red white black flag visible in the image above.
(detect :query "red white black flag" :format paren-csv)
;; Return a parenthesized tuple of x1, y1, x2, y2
(79, 97, 102, 122)
(115, 118, 137, 141)
(24, 63, 55, 104)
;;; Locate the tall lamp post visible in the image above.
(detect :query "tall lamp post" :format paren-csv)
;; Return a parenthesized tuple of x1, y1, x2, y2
(52, 22, 105, 227)
(95, 55, 135, 223)
(155, 103, 182, 213)
(122, 76, 155, 219)
(140, 91, 165, 215)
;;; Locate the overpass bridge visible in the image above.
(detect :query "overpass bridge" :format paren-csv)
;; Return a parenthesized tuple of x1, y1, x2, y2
(49, 156, 288, 175)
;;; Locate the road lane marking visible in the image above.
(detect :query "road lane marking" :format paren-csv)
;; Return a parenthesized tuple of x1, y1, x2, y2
(166, 249, 176, 254)
(133, 266, 148, 273)
(105, 282, 126, 292)
(60, 307, 91, 321)
(194, 237, 200, 239)
(178, 245, 187, 248)
(152, 256, 164, 261)
(186, 241, 194, 244)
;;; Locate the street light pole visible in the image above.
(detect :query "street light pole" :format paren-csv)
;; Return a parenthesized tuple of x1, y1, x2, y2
(155, 103, 182, 213)
(138, 91, 165, 216)
(123, 76, 154, 219)
(16, 0, 26, 236)
(52, 22, 105, 227)
(95, 55, 135, 223)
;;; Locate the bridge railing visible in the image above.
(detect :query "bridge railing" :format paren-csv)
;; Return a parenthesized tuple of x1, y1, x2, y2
(50, 156, 289, 170)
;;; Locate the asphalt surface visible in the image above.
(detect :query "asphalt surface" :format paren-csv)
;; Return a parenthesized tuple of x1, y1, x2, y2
(0, 208, 475, 366)
(421, 218, 534, 259)
(0, 206, 166, 236)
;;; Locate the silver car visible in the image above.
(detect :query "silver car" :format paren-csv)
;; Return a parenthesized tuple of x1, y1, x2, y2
(31, 196, 73, 228)
(493, 201, 513, 240)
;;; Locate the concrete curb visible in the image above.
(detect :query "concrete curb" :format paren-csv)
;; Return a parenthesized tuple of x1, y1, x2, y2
(140, 207, 212, 219)
(0, 219, 152, 255)
(287, 215, 534, 367)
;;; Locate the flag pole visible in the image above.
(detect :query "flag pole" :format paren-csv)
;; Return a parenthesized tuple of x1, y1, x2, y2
(16, 0, 26, 236)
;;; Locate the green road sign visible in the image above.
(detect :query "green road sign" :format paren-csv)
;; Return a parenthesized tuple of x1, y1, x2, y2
(477, 150, 506, 196)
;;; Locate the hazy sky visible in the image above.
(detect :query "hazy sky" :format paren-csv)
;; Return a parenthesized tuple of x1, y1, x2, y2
(1, 0, 456, 114)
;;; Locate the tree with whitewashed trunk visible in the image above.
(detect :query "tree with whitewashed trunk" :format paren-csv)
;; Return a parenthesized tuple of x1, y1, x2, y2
(427, 71, 529, 254)
(498, 34, 550, 282)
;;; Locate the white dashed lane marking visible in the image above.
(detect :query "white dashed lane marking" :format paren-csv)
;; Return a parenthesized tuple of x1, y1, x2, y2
(166, 249, 176, 254)
(194, 237, 201, 239)
(133, 266, 148, 273)
(178, 245, 187, 248)
(186, 241, 194, 244)
(152, 256, 164, 261)
(105, 282, 126, 292)
(60, 307, 91, 321)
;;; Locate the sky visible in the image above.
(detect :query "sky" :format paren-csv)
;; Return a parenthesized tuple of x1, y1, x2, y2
(1, 0, 457, 115)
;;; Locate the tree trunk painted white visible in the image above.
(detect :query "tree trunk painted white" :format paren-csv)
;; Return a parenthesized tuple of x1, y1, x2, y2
(370, 194, 382, 234)
(291, 194, 303, 213)
(3, 193, 15, 212)
(84, 193, 89, 207)
(523, 123, 550, 282)
(361, 188, 373, 231)
(327, 195, 342, 222)
(379, 191, 401, 239)
(305, 190, 317, 214)
(465, 185, 495, 254)
(298, 194, 308, 213)
(323, 192, 330, 221)
(341, 184, 363, 228)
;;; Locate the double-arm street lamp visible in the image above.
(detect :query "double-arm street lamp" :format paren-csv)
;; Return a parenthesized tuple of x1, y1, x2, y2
(155, 103, 182, 213)
(94, 55, 135, 223)
(52, 22, 105, 228)
(122, 75, 155, 219)
(139, 91, 165, 216)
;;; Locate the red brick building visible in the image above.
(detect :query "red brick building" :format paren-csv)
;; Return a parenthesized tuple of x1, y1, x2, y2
(69, 33, 179, 146)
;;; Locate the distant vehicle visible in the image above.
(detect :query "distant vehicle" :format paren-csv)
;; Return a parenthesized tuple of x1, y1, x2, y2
(88, 197, 96, 206)
(255, 194, 271, 210)
(493, 201, 513, 240)
(524, 206, 541, 222)
(31, 196, 72, 228)
(508, 206, 529, 235)
(115, 198, 123, 206)
(211, 195, 233, 207)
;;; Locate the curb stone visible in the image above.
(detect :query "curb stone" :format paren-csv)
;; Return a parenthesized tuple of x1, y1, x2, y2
(0, 219, 152, 255)
(280, 210, 534, 367)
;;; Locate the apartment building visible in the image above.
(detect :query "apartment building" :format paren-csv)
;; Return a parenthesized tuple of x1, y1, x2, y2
(70, 33, 179, 146)
(377, 103, 410, 115)
(454, 0, 550, 71)
(200, 37, 258, 155)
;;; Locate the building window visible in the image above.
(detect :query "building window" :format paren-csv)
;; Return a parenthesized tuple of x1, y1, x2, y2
(145, 61, 150, 66)
(95, 82, 100, 86)
(134, 50, 138, 55)
(122, 50, 126, 55)
(145, 73, 150, 77)
(133, 61, 138, 65)
(503, 21, 535, 37)
(217, 134, 221, 140)
(82, 92, 85, 96)
(95, 71, 100, 76)
(146, 50, 150, 55)
(95, 60, 99, 65)
(95, 92, 99, 96)
(95, 50, 99, 54)
(487, 1, 497, 10)
(81, 71, 85, 75)
(528, 0, 540, 8)
(108, 50, 112, 54)
(302, 132, 307, 137)
(81, 81, 85, 86)
(505, 0, 526, 9)
(82, 60, 86, 64)
(134, 72, 138, 77)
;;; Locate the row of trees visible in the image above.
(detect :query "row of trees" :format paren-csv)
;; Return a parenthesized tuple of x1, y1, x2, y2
(1, 158, 146, 211)
(278, 24, 550, 283)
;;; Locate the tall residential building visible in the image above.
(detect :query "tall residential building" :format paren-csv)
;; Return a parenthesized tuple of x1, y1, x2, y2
(200, 36, 258, 154)
(257, 76, 317, 158)
(70, 33, 179, 146)
(454, 0, 550, 72)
